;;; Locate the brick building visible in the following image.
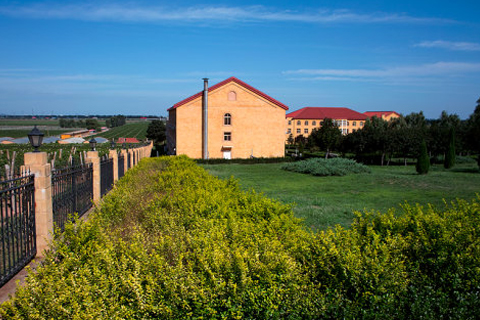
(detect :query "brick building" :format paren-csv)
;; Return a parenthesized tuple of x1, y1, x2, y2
(167, 77, 288, 159)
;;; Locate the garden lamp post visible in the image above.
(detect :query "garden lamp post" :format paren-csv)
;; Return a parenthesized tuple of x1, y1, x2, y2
(28, 125, 44, 152)
(89, 138, 97, 151)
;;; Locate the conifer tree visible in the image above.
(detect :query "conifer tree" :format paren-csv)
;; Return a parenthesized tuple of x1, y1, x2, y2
(416, 139, 430, 174)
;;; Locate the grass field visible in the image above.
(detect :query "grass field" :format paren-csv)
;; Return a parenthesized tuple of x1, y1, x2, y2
(203, 162, 480, 230)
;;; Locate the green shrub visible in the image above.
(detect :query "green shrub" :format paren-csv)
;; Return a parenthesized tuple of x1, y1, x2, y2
(2, 156, 479, 319)
(416, 139, 430, 174)
(281, 157, 371, 176)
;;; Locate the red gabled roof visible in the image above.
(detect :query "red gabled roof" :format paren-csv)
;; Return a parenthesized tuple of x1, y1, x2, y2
(167, 77, 289, 111)
(118, 137, 140, 143)
(364, 111, 401, 118)
(286, 107, 367, 120)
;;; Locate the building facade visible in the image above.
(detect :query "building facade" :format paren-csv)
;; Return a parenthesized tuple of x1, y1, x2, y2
(286, 107, 368, 141)
(364, 111, 401, 122)
(167, 77, 288, 159)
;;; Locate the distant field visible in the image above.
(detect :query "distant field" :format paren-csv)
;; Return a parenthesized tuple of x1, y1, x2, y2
(203, 162, 480, 230)
(0, 119, 60, 126)
(0, 129, 71, 138)
(93, 122, 149, 140)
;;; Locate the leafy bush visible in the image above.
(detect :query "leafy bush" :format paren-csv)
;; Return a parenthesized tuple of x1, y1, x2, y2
(281, 157, 371, 176)
(2, 157, 479, 319)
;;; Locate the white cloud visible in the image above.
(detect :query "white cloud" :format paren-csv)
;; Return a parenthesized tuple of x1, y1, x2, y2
(0, 4, 451, 25)
(415, 40, 480, 51)
(284, 62, 480, 84)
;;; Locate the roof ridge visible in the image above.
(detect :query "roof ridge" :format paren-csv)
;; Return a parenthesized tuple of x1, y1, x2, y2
(168, 77, 288, 111)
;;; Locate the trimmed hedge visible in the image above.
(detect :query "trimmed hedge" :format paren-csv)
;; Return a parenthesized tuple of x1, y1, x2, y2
(1, 156, 479, 319)
(196, 156, 293, 165)
(281, 157, 371, 176)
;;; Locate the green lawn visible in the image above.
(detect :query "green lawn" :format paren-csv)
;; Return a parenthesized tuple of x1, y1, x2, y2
(203, 162, 480, 230)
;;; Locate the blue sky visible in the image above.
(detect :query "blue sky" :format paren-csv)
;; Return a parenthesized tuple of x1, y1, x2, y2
(0, 0, 479, 119)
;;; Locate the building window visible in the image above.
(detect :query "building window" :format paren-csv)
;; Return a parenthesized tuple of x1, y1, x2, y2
(224, 132, 231, 141)
(360, 121, 364, 126)
(224, 113, 231, 125)
(296, 128, 301, 134)
(228, 91, 237, 101)
(288, 120, 291, 125)
(287, 128, 291, 134)
(297, 120, 301, 125)
(312, 121, 316, 126)
(304, 128, 309, 134)
(305, 120, 308, 125)
(353, 121, 356, 126)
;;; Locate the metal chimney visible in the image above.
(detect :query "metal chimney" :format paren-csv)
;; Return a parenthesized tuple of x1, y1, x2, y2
(202, 78, 209, 159)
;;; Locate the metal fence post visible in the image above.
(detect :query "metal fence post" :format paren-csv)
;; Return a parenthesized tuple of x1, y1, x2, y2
(23, 152, 52, 257)
(85, 151, 100, 203)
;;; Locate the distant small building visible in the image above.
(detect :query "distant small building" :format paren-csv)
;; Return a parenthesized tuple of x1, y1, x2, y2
(286, 107, 367, 141)
(364, 111, 401, 122)
(118, 137, 140, 144)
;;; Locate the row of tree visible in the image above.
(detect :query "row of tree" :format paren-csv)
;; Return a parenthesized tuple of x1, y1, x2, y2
(106, 115, 126, 128)
(292, 98, 480, 167)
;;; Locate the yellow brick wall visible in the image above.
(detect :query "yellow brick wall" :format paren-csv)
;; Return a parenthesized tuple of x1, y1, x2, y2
(172, 82, 286, 159)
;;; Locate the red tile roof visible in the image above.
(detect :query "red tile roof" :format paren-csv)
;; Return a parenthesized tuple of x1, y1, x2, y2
(118, 137, 140, 143)
(168, 77, 289, 111)
(364, 111, 401, 118)
(286, 107, 367, 120)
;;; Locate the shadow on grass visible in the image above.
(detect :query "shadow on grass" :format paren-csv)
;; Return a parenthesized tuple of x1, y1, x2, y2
(451, 167, 480, 174)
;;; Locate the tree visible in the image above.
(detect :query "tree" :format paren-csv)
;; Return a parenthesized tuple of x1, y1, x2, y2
(308, 118, 342, 158)
(465, 97, 480, 167)
(444, 127, 456, 169)
(85, 119, 100, 131)
(416, 139, 430, 174)
(146, 120, 166, 144)
(361, 116, 390, 165)
(287, 133, 294, 145)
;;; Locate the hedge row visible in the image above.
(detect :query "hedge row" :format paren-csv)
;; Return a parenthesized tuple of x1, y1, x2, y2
(196, 156, 293, 165)
(1, 156, 479, 319)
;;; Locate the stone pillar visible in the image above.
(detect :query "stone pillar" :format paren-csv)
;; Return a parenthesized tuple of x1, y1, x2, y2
(121, 149, 127, 176)
(129, 150, 134, 168)
(85, 151, 100, 203)
(24, 152, 53, 257)
(110, 150, 118, 182)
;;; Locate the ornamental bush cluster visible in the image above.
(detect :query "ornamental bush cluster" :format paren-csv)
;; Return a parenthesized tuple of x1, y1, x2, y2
(1, 156, 479, 319)
(281, 157, 371, 176)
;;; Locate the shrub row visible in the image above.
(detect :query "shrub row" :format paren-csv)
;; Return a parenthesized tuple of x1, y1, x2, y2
(1, 156, 479, 319)
(281, 157, 371, 176)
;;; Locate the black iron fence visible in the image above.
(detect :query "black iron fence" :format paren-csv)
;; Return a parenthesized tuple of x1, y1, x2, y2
(100, 156, 113, 197)
(51, 163, 93, 232)
(0, 174, 36, 287)
(118, 154, 125, 179)
(127, 152, 131, 169)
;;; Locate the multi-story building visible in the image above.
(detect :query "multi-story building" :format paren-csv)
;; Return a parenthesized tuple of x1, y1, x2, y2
(167, 77, 288, 159)
(364, 111, 401, 122)
(286, 107, 368, 141)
